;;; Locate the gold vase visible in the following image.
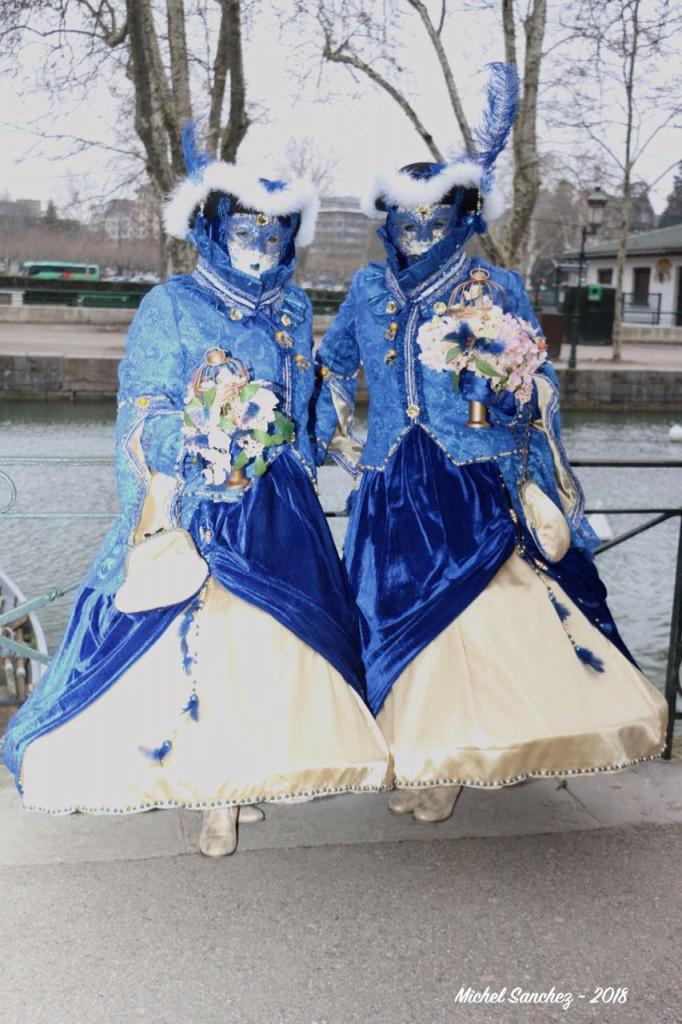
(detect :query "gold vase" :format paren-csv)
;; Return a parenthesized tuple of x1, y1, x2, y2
(466, 399, 491, 429)
(227, 467, 248, 489)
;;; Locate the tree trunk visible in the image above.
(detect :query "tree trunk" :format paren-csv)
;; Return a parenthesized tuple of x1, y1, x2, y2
(166, 236, 197, 276)
(220, 0, 250, 162)
(318, 0, 546, 274)
(123, 0, 251, 275)
(611, 1, 639, 362)
(502, 0, 547, 274)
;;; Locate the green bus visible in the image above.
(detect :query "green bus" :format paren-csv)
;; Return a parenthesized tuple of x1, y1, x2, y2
(21, 261, 101, 282)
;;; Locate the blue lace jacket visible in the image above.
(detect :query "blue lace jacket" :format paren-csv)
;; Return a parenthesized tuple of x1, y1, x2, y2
(313, 228, 598, 551)
(86, 227, 317, 596)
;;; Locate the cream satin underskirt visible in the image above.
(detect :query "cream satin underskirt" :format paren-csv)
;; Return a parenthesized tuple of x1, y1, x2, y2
(21, 580, 391, 814)
(378, 551, 668, 789)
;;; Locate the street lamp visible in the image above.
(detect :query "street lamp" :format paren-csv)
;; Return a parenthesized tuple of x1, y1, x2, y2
(567, 186, 608, 369)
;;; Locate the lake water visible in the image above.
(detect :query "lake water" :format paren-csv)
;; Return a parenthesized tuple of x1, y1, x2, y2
(0, 400, 680, 692)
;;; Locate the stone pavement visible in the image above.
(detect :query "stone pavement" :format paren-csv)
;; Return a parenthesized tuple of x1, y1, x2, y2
(2, 755, 681, 1024)
(554, 343, 682, 370)
(0, 320, 680, 369)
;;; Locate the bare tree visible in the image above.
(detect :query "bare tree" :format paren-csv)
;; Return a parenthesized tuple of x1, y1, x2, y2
(0, 0, 252, 274)
(554, 0, 682, 360)
(280, 135, 339, 194)
(286, 0, 547, 271)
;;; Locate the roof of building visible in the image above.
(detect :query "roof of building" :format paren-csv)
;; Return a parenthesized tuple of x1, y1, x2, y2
(564, 222, 682, 260)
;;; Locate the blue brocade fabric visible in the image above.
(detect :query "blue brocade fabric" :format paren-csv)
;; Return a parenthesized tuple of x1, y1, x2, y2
(313, 228, 596, 551)
(348, 429, 635, 715)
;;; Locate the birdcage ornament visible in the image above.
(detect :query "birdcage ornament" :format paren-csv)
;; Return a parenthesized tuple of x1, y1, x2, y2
(446, 266, 505, 319)
(191, 347, 248, 401)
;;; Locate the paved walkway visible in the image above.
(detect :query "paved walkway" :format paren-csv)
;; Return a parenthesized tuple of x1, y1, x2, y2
(0, 322, 126, 358)
(0, 321, 680, 370)
(2, 754, 681, 1023)
(554, 343, 682, 370)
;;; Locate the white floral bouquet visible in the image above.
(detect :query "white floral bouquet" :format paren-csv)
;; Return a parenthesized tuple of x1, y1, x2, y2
(182, 352, 294, 488)
(417, 301, 547, 406)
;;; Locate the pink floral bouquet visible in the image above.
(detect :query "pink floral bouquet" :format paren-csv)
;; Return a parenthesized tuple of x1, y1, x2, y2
(182, 351, 294, 488)
(417, 302, 547, 406)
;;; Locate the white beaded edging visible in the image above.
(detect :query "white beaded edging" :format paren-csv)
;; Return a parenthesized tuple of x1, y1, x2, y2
(394, 746, 666, 790)
(21, 780, 393, 817)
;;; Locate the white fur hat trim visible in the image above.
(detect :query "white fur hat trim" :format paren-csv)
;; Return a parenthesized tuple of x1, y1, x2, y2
(361, 160, 504, 222)
(163, 162, 320, 247)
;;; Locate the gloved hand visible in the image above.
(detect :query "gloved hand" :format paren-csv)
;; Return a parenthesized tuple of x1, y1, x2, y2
(459, 370, 517, 416)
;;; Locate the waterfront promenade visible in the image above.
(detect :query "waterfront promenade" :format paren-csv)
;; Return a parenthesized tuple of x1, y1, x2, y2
(1, 751, 681, 1023)
(0, 318, 681, 408)
(0, 320, 681, 365)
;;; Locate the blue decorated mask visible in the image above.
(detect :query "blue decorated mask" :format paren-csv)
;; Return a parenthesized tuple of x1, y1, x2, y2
(386, 203, 458, 261)
(224, 212, 295, 277)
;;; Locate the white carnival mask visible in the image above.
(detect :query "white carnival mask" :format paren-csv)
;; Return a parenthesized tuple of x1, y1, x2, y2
(225, 212, 283, 277)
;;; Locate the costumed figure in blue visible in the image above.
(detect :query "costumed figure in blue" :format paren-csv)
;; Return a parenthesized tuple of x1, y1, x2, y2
(313, 64, 667, 824)
(3, 131, 389, 856)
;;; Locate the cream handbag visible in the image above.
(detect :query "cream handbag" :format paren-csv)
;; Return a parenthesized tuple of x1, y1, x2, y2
(519, 479, 571, 564)
(115, 528, 209, 614)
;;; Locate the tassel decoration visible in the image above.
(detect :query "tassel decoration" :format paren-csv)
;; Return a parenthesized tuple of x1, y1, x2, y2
(138, 739, 173, 764)
(518, 544, 606, 677)
(550, 597, 570, 622)
(181, 693, 200, 722)
(575, 646, 605, 673)
(179, 589, 204, 676)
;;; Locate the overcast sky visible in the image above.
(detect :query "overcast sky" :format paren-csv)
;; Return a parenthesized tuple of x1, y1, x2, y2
(1, 1, 679, 215)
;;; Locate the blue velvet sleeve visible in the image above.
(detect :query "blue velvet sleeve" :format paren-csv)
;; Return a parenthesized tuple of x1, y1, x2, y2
(312, 274, 362, 468)
(117, 286, 186, 477)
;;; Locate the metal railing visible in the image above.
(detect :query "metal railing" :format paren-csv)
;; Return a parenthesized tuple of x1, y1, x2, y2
(1, 455, 681, 757)
(621, 291, 663, 325)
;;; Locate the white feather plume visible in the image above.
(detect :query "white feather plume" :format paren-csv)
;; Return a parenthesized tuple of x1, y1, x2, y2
(163, 162, 320, 247)
(361, 161, 504, 222)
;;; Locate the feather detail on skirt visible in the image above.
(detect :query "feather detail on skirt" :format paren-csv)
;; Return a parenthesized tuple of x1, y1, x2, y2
(181, 693, 200, 721)
(138, 739, 173, 763)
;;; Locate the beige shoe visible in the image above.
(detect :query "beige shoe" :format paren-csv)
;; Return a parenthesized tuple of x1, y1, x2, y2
(238, 804, 265, 825)
(199, 807, 239, 857)
(388, 788, 421, 815)
(413, 786, 462, 823)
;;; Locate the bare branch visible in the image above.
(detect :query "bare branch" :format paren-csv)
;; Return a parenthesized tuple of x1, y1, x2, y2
(405, 0, 472, 148)
(323, 36, 443, 160)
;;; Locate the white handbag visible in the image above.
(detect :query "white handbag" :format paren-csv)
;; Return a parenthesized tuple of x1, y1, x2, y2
(115, 528, 209, 614)
(519, 479, 571, 564)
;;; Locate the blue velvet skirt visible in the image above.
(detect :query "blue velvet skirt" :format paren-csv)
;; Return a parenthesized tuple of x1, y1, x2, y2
(345, 427, 634, 715)
(3, 450, 364, 786)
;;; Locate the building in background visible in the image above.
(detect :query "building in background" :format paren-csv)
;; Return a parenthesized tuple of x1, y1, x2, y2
(563, 224, 682, 326)
(131, 183, 161, 241)
(90, 185, 161, 243)
(302, 196, 383, 288)
(91, 198, 135, 242)
(0, 198, 43, 231)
